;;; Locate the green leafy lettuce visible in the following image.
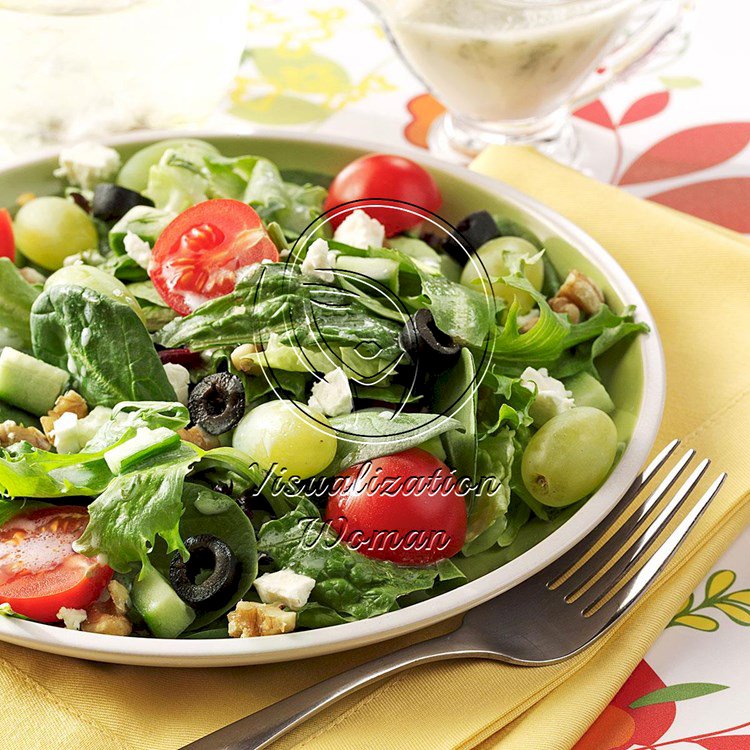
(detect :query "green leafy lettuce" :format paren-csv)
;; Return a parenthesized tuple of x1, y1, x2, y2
(0, 258, 41, 351)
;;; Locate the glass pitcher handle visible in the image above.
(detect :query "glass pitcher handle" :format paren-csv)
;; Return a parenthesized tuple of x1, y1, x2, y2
(572, 0, 692, 108)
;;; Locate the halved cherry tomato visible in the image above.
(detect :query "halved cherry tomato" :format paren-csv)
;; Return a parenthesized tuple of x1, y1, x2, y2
(323, 154, 442, 237)
(325, 448, 466, 565)
(0, 208, 15, 261)
(149, 199, 279, 315)
(0, 506, 112, 622)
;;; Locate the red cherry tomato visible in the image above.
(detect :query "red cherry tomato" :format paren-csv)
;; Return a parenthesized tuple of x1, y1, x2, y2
(149, 199, 279, 315)
(0, 208, 15, 261)
(324, 154, 442, 237)
(325, 448, 466, 565)
(0, 506, 113, 622)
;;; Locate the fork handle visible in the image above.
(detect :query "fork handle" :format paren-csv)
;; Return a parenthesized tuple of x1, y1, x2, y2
(181, 628, 489, 750)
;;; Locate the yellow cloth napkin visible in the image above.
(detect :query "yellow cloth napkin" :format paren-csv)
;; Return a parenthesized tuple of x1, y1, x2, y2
(2, 146, 750, 750)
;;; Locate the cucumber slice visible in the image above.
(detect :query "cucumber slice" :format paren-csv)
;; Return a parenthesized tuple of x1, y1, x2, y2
(0, 348, 68, 415)
(335, 256, 400, 290)
(563, 372, 615, 414)
(132, 563, 195, 638)
(104, 427, 180, 474)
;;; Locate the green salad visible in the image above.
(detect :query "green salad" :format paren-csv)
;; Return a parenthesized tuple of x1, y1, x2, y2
(0, 139, 647, 639)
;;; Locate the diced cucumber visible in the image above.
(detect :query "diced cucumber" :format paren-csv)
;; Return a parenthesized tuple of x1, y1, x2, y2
(132, 563, 195, 638)
(564, 372, 615, 414)
(0, 348, 68, 415)
(104, 427, 180, 474)
(335, 255, 400, 290)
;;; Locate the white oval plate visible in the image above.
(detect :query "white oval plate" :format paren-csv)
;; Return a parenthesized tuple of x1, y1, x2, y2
(0, 130, 665, 666)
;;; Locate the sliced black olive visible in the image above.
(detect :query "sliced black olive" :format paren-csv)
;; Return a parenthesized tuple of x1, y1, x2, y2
(169, 534, 239, 610)
(442, 210, 500, 264)
(92, 183, 154, 222)
(188, 372, 245, 435)
(399, 308, 461, 374)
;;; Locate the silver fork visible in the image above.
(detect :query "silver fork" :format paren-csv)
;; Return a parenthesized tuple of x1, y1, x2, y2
(182, 440, 726, 750)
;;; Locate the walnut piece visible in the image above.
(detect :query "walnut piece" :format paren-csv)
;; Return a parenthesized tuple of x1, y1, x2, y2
(81, 581, 132, 636)
(548, 296, 581, 324)
(227, 601, 296, 638)
(518, 311, 540, 333)
(41, 390, 89, 439)
(177, 425, 221, 450)
(0, 420, 51, 450)
(555, 270, 605, 316)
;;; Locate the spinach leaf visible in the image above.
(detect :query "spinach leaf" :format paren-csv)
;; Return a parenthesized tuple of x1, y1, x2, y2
(149, 483, 257, 630)
(157, 264, 403, 362)
(31, 285, 176, 407)
(0, 400, 39, 429)
(327, 410, 463, 474)
(258, 500, 440, 620)
(74, 442, 201, 572)
(0, 258, 41, 351)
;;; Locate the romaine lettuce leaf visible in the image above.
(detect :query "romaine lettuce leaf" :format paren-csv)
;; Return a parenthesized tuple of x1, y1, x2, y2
(0, 258, 41, 351)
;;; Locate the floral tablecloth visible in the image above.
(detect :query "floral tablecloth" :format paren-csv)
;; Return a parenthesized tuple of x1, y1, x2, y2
(211, 2, 750, 747)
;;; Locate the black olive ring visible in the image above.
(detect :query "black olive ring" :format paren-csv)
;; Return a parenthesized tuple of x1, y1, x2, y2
(169, 534, 239, 610)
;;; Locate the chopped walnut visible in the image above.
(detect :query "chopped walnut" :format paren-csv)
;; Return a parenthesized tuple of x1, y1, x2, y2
(231, 343, 262, 374)
(227, 601, 296, 638)
(177, 425, 221, 450)
(0, 420, 51, 450)
(41, 390, 89, 440)
(18, 267, 46, 286)
(549, 296, 581, 324)
(555, 270, 605, 316)
(81, 581, 132, 636)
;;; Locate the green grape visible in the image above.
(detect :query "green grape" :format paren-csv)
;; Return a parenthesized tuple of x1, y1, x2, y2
(233, 399, 337, 479)
(460, 236, 544, 314)
(117, 139, 220, 193)
(521, 406, 617, 507)
(45, 265, 146, 325)
(14, 197, 98, 271)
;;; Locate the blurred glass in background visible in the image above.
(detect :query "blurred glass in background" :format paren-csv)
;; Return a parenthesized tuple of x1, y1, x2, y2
(0, 0, 248, 156)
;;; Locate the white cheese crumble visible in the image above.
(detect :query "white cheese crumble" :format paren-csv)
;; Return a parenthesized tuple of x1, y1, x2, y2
(308, 367, 353, 417)
(520, 366, 574, 426)
(52, 412, 81, 454)
(253, 569, 316, 611)
(332, 209, 386, 250)
(164, 363, 190, 406)
(77, 406, 113, 446)
(57, 607, 87, 630)
(123, 231, 152, 270)
(54, 142, 121, 190)
(301, 238, 338, 283)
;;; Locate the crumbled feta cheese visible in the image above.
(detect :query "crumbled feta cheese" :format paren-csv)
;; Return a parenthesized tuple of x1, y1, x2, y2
(301, 238, 338, 283)
(53, 412, 81, 454)
(520, 366, 574, 426)
(253, 569, 316, 610)
(308, 367, 353, 417)
(77, 406, 113, 445)
(123, 232, 152, 270)
(57, 607, 88, 630)
(333, 209, 386, 250)
(54, 142, 121, 190)
(164, 363, 190, 405)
